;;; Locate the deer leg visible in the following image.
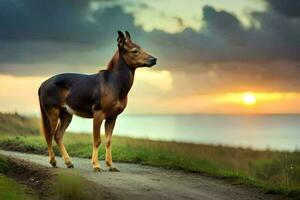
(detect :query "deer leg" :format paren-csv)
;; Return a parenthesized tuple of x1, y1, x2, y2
(46, 108, 60, 167)
(54, 109, 73, 168)
(92, 110, 105, 171)
(105, 116, 118, 172)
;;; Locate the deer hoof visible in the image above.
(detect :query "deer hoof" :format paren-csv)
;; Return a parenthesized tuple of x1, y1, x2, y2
(50, 159, 57, 168)
(66, 162, 74, 168)
(94, 167, 101, 172)
(109, 167, 119, 172)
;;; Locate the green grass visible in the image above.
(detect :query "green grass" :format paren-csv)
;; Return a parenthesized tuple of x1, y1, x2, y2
(55, 172, 94, 200)
(0, 155, 8, 173)
(0, 134, 299, 198)
(0, 112, 299, 198)
(0, 154, 95, 200)
(0, 155, 35, 200)
(0, 175, 35, 200)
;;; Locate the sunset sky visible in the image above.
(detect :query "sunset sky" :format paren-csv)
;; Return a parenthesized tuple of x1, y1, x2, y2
(0, 0, 300, 114)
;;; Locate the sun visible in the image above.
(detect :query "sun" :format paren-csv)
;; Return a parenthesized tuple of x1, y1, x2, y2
(243, 92, 257, 105)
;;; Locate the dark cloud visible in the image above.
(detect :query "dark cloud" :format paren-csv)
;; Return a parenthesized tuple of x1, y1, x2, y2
(0, 0, 144, 71)
(1, 1, 299, 65)
(202, 5, 244, 37)
(267, 0, 300, 18)
(0, 0, 300, 93)
(0, 0, 91, 42)
(0, 0, 139, 44)
(153, 4, 300, 64)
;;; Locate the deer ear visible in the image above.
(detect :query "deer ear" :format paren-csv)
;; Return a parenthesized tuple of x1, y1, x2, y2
(125, 31, 131, 41)
(117, 31, 125, 47)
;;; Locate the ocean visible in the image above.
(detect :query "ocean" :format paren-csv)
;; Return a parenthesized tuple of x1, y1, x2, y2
(67, 114, 300, 151)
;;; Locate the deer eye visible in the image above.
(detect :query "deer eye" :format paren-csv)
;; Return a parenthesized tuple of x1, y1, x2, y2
(131, 49, 139, 54)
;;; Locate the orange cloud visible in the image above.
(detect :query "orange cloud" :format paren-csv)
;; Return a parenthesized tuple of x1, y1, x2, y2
(1, 74, 300, 115)
(0, 74, 47, 114)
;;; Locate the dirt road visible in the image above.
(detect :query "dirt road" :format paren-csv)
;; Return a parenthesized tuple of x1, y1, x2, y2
(0, 150, 288, 200)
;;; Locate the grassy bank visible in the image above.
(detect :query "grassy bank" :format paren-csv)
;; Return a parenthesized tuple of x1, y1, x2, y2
(0, 174, 34, 200)
(0, 112, 299, 198)
(0, 155, 34, 200)
(0, 154, 104, 200)
(0, 112, 39, 135)
(0, 134, 299, 198)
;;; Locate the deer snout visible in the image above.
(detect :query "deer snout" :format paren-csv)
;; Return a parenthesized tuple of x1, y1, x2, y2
(147, 56, 157, 67)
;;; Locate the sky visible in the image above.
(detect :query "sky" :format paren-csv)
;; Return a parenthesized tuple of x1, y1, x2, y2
(0, 0, 300, 114)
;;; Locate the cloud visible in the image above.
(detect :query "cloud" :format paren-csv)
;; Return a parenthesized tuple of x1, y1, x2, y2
(152, 60, 300, 97)
(0, 0, 92, 42)
(0, 0, 300, 94)
(267, 0, 300, 18)
(0, 0, 143, 45)
(154, 4, 300, 64)
(1, 1, 299, 65)
(0, 0, 145, 75)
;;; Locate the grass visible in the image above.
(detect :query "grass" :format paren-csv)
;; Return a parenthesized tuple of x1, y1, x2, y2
(0, 112, 39, 135)
(0, 155, 35, 200)
(0, 112, 299, 198)
(0, 134, 299, 198)
(0, 155, 8, 173)
(0, 153, 95, 200)
(55, 173, 93, 200)
(0, 175, 35, 200)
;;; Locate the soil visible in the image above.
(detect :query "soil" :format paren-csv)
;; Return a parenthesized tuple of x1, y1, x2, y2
(5, 157, 55, 199)
(3, 155, 111, 200)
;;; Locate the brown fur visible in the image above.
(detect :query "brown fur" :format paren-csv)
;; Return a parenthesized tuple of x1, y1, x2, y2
(38, 31, 157, 171)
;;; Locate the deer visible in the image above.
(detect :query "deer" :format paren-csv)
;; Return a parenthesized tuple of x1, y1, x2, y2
(38, 31, 157, 171)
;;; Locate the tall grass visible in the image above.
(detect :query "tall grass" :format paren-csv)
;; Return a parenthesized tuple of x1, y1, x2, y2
(0, 155, 8, 173)
(0, 113, 299, 198)
(0, 112, 39, 135)
(0, 134, 299, 197)
(0, 155, 35, 200)
(0, 175, 35, 200)
(55, 173, 94, 200)
(0, 154, 95, 200)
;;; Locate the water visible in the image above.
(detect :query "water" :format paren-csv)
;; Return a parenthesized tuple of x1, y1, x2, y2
(67, 114, 300, 151)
